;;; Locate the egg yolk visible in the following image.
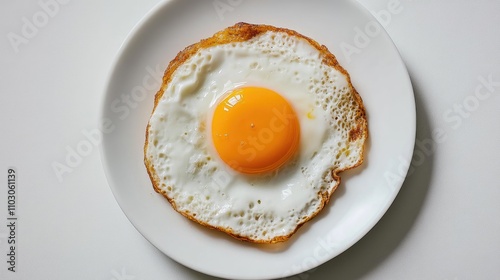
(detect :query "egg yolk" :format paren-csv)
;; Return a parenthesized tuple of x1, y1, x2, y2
(211, 87, 300, 174)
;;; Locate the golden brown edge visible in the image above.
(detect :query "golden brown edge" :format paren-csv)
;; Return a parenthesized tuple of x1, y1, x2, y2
(144, 22, 368, 244)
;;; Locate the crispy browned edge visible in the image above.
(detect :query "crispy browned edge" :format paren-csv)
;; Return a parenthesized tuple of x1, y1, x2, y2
(144, 22, 368, 244)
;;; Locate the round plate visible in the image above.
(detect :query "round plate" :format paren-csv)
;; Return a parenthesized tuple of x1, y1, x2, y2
(100, 0, 415, 279)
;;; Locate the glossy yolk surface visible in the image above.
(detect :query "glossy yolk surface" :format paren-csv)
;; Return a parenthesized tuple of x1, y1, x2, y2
(211, 87, 300, 174)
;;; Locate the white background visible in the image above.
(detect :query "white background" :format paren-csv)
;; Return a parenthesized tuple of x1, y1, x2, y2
(1, 0, 499, 279)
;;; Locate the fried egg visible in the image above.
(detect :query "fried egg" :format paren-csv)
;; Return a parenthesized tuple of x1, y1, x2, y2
(144, 23, 367, 243)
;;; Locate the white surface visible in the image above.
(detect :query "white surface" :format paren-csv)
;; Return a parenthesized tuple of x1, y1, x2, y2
(0, 0, 499, 279)
(100, 1, 414, 279)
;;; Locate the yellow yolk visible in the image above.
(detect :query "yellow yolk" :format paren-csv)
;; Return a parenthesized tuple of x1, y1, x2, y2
(211, 87, 300, 174)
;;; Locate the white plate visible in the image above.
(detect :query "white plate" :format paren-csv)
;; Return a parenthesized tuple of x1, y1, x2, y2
(100, 0, 415, 279)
